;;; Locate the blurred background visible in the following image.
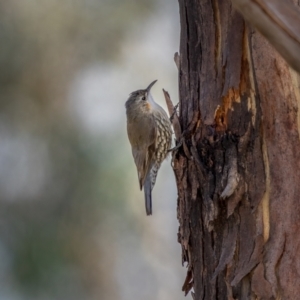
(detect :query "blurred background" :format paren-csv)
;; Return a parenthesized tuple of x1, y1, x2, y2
(0, 0, 187, 299)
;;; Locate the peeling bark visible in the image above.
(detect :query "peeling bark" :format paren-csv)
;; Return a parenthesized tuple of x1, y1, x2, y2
(231, 0, 300, 73)
(174, 0, 300, 299)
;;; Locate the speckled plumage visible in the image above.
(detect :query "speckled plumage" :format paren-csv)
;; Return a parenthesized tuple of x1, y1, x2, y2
(125, 80, 172, 215)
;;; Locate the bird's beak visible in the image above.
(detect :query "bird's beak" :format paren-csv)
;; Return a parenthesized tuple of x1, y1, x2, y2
(146, 80, 157, 92)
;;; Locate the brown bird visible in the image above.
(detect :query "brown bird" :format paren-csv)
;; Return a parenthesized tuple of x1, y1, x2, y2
(125, 80, 172, 215)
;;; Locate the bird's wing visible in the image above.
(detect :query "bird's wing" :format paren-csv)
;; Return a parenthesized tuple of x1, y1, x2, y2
(128, 115, 156, 190)
(132, 143, 155, 190)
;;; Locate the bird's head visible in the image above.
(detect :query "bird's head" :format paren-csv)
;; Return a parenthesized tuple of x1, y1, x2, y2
(125, 80, 157, 111)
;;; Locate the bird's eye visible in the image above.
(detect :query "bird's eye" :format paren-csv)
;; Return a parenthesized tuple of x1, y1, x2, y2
(142, 96, 146, 100)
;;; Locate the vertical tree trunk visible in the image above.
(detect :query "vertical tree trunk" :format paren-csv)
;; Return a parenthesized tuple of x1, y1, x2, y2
(174, 0, 300, 299)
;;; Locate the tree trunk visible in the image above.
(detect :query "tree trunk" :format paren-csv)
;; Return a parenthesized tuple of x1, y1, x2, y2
(174, 0, 300, 299)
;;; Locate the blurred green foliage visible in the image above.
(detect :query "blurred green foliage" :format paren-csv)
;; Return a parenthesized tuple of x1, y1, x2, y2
(0, 0, 157, 299)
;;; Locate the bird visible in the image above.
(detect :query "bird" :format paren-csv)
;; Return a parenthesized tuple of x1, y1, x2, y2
(125, 80, 172, 215)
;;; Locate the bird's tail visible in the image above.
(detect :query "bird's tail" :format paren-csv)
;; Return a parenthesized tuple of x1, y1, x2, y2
(144, 173, 152, 216)
(144, 163, 160, 216)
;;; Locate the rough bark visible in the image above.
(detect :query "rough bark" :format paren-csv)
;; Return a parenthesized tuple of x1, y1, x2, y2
(173, 0, 300, 299)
